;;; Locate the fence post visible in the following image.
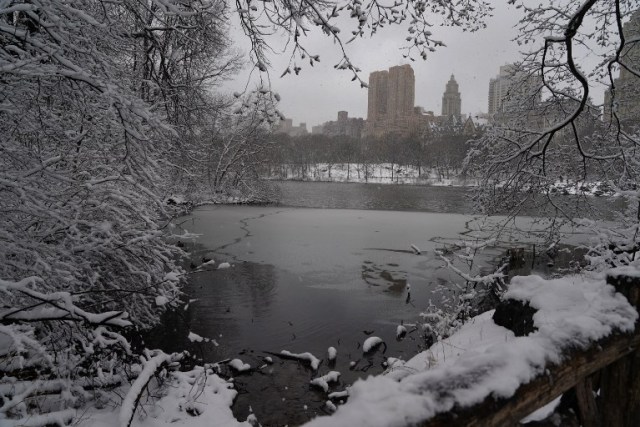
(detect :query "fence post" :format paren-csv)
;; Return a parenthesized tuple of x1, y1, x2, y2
(601, 271, 640, 427)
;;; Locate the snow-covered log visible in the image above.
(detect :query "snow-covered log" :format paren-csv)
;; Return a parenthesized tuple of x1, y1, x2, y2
(303, 271, 639, 427)
(279, 350, 321, 370)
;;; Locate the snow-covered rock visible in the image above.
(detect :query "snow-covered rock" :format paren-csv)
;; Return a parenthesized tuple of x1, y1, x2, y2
(325, 400, 337, 413)
(327, 347, 337, 362)
(396, 325, 407, 339)
(188, 332, 204, 343)
(362, 336, 384, 353)
(228, 359, 251, 372)
(218, 262, 231, 270)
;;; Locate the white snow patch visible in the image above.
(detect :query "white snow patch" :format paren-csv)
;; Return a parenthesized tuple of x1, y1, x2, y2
(163, 272, 180, 282)
(246, 413, 258, 426)
(310, 371, 341, 392)
(188, 332, 204, 343)
(328, 390, 349, 400)
(385, 357, 405, 372)
(80, 366, 249, 427)
(325, 400, 337, 413)
(521, 396, 561, 423)
(228, 359, 251, 372)
(328, 347, 337, 361)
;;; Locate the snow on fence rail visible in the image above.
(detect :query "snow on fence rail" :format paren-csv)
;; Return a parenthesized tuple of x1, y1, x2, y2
(304, 270, 640, 427)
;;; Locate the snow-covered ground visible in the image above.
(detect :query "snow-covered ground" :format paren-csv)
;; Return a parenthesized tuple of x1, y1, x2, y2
(264, 164, 619, 197)
(548, 180, 617, 197)
(78, 366, 254, 427)
(263, 163, 472, 186)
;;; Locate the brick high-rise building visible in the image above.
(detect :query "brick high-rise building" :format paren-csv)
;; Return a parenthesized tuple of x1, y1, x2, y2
(387, 65, 415, 119)
(365, 64, 417, 136)
(442, 74, 462, 118)
(367, 70, 389, 123)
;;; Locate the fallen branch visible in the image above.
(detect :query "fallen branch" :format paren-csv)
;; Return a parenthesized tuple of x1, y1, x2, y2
(119, 351, 183, 427)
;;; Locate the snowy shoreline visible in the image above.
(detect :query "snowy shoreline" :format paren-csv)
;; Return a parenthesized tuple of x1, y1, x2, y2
(303, 270, 638, 426)
(261, 163, 472, 187)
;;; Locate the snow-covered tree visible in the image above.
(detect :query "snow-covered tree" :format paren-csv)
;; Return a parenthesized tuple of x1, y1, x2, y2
(0, 0, 499, 424)
(466, 0, 640, 263)
(234, 0, 493, 84)
(0, 1, 229, 423)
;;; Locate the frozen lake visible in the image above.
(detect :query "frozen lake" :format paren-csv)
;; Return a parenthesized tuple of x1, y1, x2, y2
(152, 182, 612, 425)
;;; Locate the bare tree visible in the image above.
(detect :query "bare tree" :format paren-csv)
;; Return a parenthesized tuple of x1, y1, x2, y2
(466, 1, 640, 261)
(234, 0, 493, 84)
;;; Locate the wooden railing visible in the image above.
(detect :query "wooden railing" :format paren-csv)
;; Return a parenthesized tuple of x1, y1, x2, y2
(420, 272, 640, 427)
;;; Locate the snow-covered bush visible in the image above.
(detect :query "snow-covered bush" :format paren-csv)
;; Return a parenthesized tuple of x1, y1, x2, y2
(0, 1, 203, 423)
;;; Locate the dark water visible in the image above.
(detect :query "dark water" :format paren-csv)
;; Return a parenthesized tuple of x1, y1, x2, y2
(274, 181, 473, 213)
(273, 180, 624, 219)
(152, 182, 613, 426)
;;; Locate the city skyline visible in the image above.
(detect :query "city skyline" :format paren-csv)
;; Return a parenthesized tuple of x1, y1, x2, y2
(224, 3, 611, 128)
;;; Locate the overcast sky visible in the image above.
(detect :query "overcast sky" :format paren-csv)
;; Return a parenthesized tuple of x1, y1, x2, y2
(223, 3, 606, 128)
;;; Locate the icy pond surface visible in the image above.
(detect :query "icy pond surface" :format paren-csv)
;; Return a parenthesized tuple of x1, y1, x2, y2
(152, 182, 616, 426)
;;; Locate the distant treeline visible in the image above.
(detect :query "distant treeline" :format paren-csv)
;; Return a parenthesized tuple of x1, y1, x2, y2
(261, 126, 482, 180)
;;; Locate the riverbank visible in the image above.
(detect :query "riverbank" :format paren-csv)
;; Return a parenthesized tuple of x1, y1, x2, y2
(262, 163, 472, 186)
(262, 163, 618, 197)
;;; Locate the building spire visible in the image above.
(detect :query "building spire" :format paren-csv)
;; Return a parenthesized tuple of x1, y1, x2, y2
(442, 74, 462, 118)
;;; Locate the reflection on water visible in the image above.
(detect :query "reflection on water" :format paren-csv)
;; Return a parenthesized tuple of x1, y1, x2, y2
(274, 181, 473, 213)
(361, 261, 409, 293)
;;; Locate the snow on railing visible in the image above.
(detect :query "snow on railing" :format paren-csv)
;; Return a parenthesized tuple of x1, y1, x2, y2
(303, 269, 640, 427)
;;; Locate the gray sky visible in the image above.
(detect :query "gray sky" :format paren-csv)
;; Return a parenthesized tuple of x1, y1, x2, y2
(223, 3, 605, 128)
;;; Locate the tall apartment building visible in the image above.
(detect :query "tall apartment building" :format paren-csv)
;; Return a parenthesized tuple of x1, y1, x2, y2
(441, 74, 462, 118)
(488, 64, 516, 115)
(366, 64, 418, 136)
(367, 70, 389, 123)
(488, 64, 541, 117)
(604, 10, 640, 124)
(386, 65, 416, 119)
